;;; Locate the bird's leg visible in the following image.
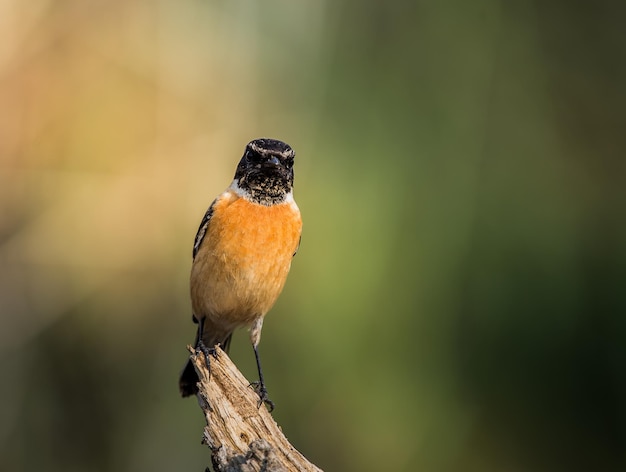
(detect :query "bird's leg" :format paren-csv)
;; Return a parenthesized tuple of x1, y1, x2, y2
(249, 317, 274, 411)
(252, 344, 275, 412)
(195, 317, 218, 377)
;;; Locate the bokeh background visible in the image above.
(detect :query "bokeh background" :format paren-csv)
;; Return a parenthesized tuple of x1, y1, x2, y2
(1, 1, 624, 471)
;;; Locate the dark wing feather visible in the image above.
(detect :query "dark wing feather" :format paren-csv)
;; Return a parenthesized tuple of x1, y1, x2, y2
(192, 199, 217, 260)
(293, 235, 301, 257)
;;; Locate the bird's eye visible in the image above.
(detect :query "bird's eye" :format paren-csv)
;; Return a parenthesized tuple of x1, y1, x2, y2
(246, 150, 262, 162)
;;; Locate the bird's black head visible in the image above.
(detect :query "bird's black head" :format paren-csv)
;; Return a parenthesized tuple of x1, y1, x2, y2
(233, 138, 295, 205)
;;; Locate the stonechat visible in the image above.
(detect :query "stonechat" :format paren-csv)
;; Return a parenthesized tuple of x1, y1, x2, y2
(179, 138, 302, 410)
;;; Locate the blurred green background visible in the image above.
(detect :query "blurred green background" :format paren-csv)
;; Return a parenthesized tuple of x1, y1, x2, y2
(0, 1, 624, 471)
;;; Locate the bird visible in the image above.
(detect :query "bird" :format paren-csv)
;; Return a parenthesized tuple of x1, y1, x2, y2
(179, 138, 302, 411)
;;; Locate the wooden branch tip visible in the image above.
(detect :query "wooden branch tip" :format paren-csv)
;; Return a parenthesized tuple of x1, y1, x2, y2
(188, 346, 322, 472)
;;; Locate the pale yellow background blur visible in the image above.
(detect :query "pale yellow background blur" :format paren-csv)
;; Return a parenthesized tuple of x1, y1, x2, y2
(1, 1, 624, 471)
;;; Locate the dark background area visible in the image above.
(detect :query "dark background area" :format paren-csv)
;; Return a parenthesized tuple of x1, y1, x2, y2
(0, 1, 624, 471)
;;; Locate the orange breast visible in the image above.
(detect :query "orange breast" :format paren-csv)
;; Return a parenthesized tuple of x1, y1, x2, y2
(190, 190, 302, 327)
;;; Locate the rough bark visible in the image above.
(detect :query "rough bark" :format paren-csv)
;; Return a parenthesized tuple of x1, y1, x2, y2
(188, 346, 323, 472)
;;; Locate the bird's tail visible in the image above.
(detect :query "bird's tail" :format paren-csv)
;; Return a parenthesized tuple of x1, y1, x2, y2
(178, 332, 233, 397)
(179, 359, 199, 397)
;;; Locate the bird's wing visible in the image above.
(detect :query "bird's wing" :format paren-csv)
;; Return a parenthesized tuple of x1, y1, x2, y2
(293, 234, 301, 257)
(192, 199, 217, 260)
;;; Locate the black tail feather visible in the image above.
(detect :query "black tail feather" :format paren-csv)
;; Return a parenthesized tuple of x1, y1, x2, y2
(179, 358, 199, 397)
(179, 319, 233, 397)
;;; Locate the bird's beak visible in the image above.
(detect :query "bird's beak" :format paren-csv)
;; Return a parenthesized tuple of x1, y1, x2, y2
(264, 156, 281, 168)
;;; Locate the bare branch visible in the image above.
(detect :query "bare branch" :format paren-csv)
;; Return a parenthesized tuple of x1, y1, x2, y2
(188, 346, 323, 472)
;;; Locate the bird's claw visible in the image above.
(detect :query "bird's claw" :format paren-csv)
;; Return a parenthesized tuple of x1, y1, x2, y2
(195, 340, 219, 379)
(250, 381, 275, 412)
